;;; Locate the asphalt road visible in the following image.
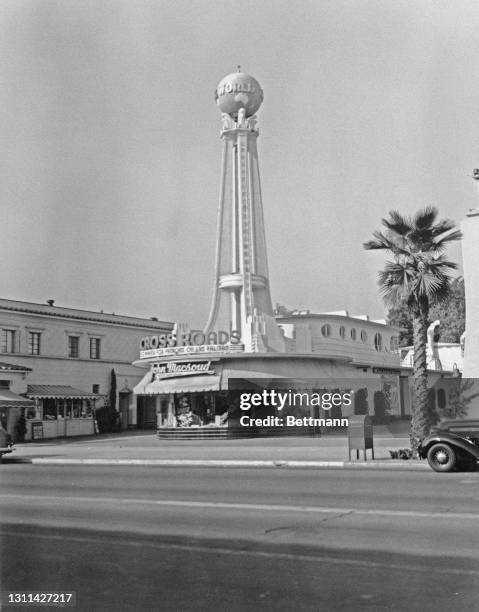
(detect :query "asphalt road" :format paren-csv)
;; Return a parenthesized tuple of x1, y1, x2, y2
(1, 465, 479, 611)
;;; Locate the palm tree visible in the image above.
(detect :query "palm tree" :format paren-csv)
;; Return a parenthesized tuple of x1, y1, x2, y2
(363, 207, 462, 452)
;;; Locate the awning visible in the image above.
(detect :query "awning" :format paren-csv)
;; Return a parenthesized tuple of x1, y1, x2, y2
(134, 371, 221, 395)
(0, 362, 32, 372)
(0, 389, 35, 409)
(26, 385, 99, 399)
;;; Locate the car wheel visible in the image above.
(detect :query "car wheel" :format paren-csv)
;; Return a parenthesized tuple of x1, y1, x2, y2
(427, 443, 457, 472)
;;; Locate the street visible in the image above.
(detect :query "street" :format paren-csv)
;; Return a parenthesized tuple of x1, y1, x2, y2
(1, 465, 479, 611)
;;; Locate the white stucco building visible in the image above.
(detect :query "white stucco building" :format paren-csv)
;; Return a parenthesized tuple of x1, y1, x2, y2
(0, 298, 172, 439)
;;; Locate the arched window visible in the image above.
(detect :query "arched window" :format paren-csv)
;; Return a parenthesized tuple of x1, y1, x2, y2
(321, 324, 331, 337)
(374, 333, 382, 351)
(351, 328, 357, 341)
(339, 326, 346, 339)
(360, 330, 367, 343)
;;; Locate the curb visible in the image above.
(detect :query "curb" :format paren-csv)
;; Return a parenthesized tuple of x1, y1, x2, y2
(28, 458, 430, 470)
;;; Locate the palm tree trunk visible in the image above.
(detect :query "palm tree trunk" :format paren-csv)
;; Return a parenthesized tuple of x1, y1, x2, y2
(410, 298, 430, 454)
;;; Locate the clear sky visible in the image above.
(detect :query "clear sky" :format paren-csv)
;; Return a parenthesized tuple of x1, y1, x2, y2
(1, 0, 478, 327)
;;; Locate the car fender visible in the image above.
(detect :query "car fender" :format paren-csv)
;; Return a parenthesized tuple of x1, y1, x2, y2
(419, 432, 479, 460)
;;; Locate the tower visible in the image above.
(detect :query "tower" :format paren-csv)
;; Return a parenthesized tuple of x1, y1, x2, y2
(204, 71, 285, 353)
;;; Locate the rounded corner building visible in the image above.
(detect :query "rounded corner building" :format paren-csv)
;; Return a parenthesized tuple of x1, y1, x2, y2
(132, 70, 403, 437)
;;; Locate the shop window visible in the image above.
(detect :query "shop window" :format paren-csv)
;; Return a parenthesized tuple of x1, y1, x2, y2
(374, 333, 382, 351)
(72, 399, 81, 418)
(339, 326, 346, 339)
(351, 328, 357, 341)
(360, 330, 367, 343)
(90, 338, 101, 360)
(321, 324, 331, 337)
(28, 332, 41, 355)
(64, 399, 72, 419)
(25, 405, 37, 419)
(43, 398, 57, 420)
(1, 329, 16, 353)
(0, 380, 10, 389)
(81, 401, 93, 418)
(58, 399, 67, 419)
(68, 336, 79, 358)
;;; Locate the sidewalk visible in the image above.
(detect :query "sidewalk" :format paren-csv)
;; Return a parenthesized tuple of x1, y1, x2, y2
(5, 430, 429, 470)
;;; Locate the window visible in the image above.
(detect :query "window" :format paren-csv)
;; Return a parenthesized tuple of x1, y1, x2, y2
(351, 328, 357, 341)
(90, 338, 101, 359)
(390, 336, 398, 352)
(28, 332, 41, 355)
(92, 384, 100, 394)
(68, 336, 79, 358)
(374, 333, 382, 351)
(339, 326, 346, 339)
(360, 330, 367, 343)
(321, 324, 331, 337)
(1, 329, 16, 353)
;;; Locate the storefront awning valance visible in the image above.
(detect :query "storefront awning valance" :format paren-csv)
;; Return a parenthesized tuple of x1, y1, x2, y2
(0, 389, 35, 409)
(136, 374, 221, 395)
(26, 385, 99, 399)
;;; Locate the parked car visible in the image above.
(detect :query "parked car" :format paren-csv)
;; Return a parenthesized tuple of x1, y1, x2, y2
(419, 420, 479, 472)
(0, 424, 14, 463)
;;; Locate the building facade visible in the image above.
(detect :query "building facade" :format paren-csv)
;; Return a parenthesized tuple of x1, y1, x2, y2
(132, 72, 407, 436)
(0, 298, 172, 439)
(462, 173, 479, 378)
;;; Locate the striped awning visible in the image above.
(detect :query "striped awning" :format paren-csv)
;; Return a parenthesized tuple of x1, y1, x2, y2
(0, 389, 35, 409)
(134, 370, 221, 395)
(0, 362, 32, 372)
(26, 385, 99, 399)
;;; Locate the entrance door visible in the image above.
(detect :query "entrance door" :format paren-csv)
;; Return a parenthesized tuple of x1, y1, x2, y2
(137, 396, 156, 429)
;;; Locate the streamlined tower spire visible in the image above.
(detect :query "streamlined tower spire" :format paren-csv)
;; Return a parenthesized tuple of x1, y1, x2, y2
(204, 71, 284, 352)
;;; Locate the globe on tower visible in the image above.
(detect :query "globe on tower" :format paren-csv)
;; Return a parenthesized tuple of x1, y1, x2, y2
(214, 72, 263, 118)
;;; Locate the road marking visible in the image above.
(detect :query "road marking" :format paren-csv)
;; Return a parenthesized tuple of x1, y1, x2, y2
(3, 529, 479, 577)
(1, 493, 478, 521)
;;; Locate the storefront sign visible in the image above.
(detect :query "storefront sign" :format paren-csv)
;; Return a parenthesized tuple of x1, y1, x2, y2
(141, 343, 244, 359)
(31, 421, 44, 440)
(139, 329, 242, 359)
(151, 361, 215, 380)
(372, 367, 401, 375)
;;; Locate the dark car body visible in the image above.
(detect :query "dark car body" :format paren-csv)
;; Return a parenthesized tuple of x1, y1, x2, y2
(419, 420, 479, 472)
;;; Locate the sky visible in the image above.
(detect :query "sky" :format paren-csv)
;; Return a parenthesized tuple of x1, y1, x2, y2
(1, 0, 479, 328)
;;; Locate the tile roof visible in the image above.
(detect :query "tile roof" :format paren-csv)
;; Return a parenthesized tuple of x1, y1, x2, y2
(0, 298, 173, 330)
(27, 385, 100, 398)
(0, 389, 34, 408)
